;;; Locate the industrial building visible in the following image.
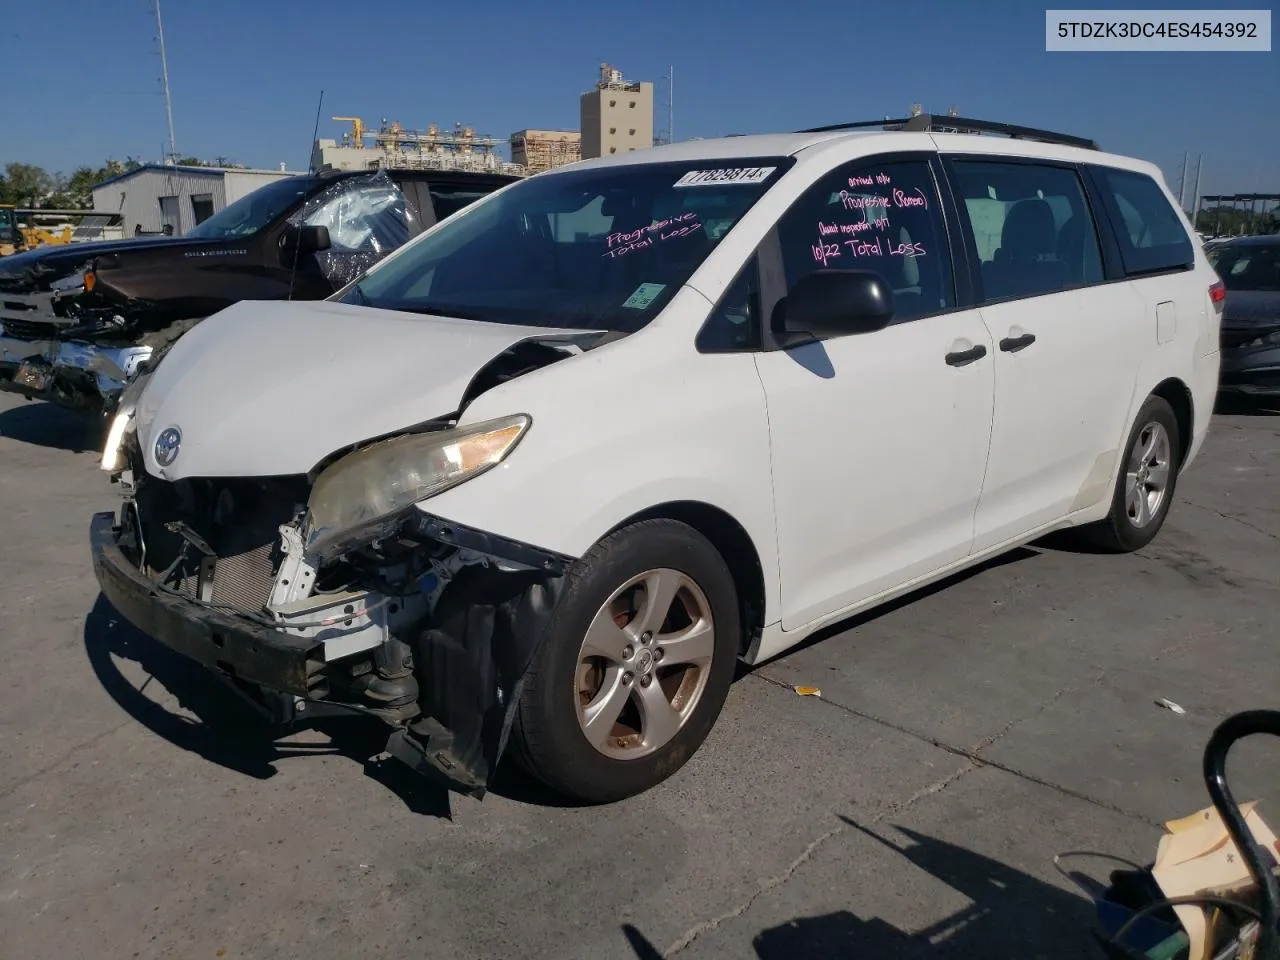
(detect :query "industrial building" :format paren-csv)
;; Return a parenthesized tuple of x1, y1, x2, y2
(312, 64, 656, 179)
(580, 64, 655, 160)
(510, 130, 582, 173)
(313, 117, 525, 176)
(90, 163, 299, 236)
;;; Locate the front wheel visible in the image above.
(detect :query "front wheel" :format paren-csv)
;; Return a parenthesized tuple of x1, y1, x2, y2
(1079, 395, 1182, 552)
(511, 519, 740, 803)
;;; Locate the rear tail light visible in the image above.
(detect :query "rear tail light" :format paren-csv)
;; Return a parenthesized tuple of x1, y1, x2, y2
(1209, 280, 1226, 308)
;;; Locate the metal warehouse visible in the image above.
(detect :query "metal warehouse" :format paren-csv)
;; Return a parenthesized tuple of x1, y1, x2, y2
(90, 164, 302, 237)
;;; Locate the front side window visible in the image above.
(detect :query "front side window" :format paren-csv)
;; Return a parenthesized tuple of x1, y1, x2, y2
(774, 158, 954, 322)
(697, 258, 760, 351)
(342, 158, 792, 333)
(297, 176, 416, 254)
(1096, 167, 1194, 276)
(950, 160, 1104, 302)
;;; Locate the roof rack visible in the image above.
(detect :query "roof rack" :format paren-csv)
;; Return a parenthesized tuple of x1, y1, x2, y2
(798, 114, 1099, 151)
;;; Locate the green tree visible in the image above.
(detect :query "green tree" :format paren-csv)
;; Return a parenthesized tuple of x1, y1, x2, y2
(1198, 205, 1280, 237)
(172, 155, 244, 169)
(42, 171, 74, 209)
(1, 162, 53, 206)
(62, 166, 100, 208)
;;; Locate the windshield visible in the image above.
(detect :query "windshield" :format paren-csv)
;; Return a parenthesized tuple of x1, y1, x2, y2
(0, 208, 12, 229)
(185, 176, 316, 239)
(1209, 241, 1280, 292)
(340, 158, 793, 332)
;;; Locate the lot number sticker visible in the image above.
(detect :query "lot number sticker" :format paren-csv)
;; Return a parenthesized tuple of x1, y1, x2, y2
(674, 166, 776, 188)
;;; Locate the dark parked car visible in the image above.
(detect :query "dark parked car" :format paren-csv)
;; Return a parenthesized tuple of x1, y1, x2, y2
(1207, 235, 1280, 397)
(0, 167, 518, 414)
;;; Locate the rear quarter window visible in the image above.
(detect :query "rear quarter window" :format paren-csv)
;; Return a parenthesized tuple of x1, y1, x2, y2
(1095, 167, 1194, 277)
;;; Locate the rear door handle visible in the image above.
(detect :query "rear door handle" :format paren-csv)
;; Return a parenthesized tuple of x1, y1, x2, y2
(945, 344, 988, 367)
(999, 333, 1037, 353)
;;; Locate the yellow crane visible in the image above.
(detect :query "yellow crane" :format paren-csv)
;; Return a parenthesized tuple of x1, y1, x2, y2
(332, 116, 366, 146)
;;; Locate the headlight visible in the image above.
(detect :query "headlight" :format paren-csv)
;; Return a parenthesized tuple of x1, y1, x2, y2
(305, 414, 530, 555)
(100, 369, 154, 472)
(100, 411, 132, 472)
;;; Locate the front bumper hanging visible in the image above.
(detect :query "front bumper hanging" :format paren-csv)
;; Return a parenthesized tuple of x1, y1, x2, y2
(90, 511, 325, 697)
(90, 509, 572, 797)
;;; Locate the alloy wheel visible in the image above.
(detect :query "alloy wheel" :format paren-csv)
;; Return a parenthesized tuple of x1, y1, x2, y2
(1125, 420, 1172, 529)
(574, 568, 716, 760)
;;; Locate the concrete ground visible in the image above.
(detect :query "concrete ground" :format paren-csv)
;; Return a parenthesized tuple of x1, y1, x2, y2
(0, 390, 1277, 960)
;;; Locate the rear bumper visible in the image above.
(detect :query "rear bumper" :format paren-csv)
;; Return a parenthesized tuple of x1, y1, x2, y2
(1219, 345, 1280, 395)
(90, 511, 324, 697)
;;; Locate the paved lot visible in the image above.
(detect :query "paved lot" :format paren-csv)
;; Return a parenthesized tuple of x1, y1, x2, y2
(1, 390, 1277, 960)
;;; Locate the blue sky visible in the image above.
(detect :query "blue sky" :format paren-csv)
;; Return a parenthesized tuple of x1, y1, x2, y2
(3, 0, 1277, 199)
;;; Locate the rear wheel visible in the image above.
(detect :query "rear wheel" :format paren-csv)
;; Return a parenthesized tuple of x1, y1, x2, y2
(1080, 395, 1181, 552)
(511, 519, 739, 803)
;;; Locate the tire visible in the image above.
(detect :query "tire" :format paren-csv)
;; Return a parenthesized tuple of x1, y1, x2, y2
(1079, 395, 1182, 553)
(511, 518, 740, 803)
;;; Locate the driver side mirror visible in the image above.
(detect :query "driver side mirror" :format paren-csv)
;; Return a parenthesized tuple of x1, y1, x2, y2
(279, 223, 331, 259)
(773, 270, 894, 346)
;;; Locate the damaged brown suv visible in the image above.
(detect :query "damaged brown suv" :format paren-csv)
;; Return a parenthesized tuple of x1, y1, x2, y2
(0, 168, 516, 416)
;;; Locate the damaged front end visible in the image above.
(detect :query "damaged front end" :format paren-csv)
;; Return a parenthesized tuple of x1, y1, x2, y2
(0, 268, 137, 412)
(0, 257, 164, 414)
(90, 332, 597, 796)
(92, 427, 572, 796)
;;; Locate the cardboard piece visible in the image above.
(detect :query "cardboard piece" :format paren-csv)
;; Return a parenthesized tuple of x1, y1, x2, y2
(1150, 801, 1279, 960)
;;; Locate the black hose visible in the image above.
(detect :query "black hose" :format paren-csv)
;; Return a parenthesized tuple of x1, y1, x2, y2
(1108, 893, 1261, 953)
(1202, 709, 1280, 958)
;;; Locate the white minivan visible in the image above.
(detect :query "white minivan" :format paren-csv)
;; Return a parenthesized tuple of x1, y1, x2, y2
(92, 117, 1224, 803)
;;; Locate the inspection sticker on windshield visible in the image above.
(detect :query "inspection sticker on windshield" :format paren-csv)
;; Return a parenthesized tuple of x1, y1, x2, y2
(623, 283, 667, 309)
(673, 166, 776, 188)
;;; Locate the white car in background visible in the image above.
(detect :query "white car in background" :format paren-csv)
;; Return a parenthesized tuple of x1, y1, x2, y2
(92, 116, 1223, 803)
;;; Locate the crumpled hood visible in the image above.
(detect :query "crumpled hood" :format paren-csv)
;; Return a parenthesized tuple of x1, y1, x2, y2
(133, 299, 585, 480)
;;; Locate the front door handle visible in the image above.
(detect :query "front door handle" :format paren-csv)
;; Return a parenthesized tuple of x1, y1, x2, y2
(999, 332, 1037, 353)
(945, 344, 988, 367)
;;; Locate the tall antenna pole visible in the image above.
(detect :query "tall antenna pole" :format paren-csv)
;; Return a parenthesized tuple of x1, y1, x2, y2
(155, 0, 177, 164)
(668, 65, 674, 144)
(1176, 151, 1188, 210)
(1191, 154, 1204, 225)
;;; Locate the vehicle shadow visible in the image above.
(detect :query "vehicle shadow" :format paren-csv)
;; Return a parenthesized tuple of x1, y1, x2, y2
(622, 817, 1112, 958)
(746, 546, 1041, 669)
(82, 594, 455, 818)
(0, 396, 103, 452)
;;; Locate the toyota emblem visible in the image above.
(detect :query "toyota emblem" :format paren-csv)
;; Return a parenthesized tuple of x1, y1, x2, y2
(154, 427, 182, 466)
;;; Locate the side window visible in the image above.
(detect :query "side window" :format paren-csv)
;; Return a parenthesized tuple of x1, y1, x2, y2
(429, 186, 494, 223)
(950, 160, 1104, 302)
(774, 159, 953, 323)
(1096, 168, 1194, 276)
(302, 182, 414, 254)
(696, 258, 760, 352)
